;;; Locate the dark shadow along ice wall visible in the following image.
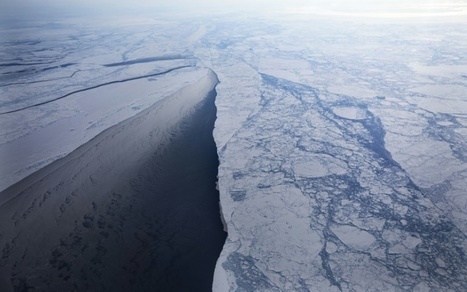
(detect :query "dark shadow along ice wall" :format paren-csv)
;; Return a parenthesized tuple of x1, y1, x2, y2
(0, 69, 226, 291)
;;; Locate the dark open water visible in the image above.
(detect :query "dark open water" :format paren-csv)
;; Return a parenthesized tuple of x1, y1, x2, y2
(119, 89, 227, 291)
(4, 89, 226, 292)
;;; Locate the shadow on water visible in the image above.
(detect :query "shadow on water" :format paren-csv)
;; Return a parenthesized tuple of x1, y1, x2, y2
(113, 88, 226, 291)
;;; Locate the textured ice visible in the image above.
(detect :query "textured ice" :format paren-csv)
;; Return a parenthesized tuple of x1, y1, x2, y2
(206, 14, 467, 292)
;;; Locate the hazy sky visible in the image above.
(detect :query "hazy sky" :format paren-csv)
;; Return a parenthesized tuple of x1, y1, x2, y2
(4, 0, 464, 10)
(2, 0, 467, 18)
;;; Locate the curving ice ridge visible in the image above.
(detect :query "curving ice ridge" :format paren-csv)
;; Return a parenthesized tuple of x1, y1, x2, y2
(1, 9, 467, 292)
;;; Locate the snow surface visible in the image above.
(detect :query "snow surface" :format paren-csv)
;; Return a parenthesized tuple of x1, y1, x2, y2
(0, 18, 202, 191)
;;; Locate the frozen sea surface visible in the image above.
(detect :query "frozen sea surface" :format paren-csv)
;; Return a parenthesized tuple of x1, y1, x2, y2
(204, 14, 467, 292)
(1, 10, 467, 292)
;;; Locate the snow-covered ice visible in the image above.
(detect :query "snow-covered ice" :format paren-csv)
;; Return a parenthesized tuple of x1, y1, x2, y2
(203, 13, 467, 292)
